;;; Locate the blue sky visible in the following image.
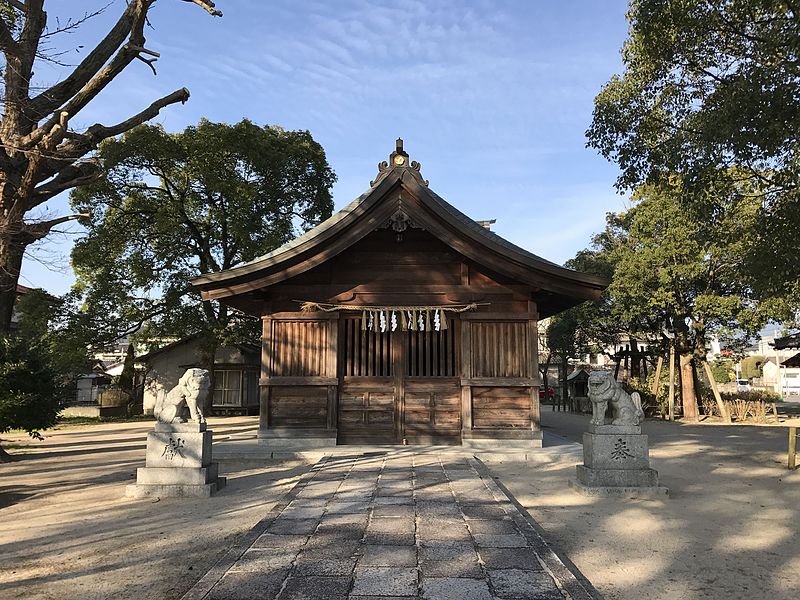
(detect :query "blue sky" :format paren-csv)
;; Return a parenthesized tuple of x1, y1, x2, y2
(24, 0, 630, 295)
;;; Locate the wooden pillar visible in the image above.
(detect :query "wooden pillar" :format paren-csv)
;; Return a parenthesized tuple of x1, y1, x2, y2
(394, 319, 406, 443)
(789, 426, 797, 470)
(460, 316, 472, 437)
(651, 356, 663, 397)
(326, 316, 339, 432)
(528, 302, 540, 431)
(259, 316, 273, 434)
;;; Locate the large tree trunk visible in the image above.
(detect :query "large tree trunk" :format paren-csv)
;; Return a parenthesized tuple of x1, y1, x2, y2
(679, 352, 699, 420)
(0, 230, 27, 337)
(630, 338, 641, 379)
(560, 359, 569, 412)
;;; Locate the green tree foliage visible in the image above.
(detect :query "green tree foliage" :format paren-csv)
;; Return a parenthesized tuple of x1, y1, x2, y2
(0, 337, 63, 455)
(740, 355, 766, 380)
(70, 119, 336, 369)
(563, 221, 656, 363)
(609, 176, 763, 341)
(14, 289, 93, 378)
(710, 360, 733, 384)
(572, 174, 764, 417)
(587, 0, 800, 320)
(0, 288, 91, 459)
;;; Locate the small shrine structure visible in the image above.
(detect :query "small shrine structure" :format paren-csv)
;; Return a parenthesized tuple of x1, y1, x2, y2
(192, 140, 607, 447)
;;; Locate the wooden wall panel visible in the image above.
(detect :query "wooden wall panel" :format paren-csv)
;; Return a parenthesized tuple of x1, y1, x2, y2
(338, 380, 396, 443)
(470, 321, 529, 378)
(265, 228, 532, 313)
(471, 386, 532, 429)
(271, 320, 327, 377)
(269, 386, 328, 428)
(404, 380, 461, 438)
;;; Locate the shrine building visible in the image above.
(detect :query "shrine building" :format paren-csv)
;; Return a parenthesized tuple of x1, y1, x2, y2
(192, 140, 607, 448)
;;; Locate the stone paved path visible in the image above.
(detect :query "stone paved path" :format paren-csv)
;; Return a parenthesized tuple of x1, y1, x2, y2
(183, 452, 596, 600)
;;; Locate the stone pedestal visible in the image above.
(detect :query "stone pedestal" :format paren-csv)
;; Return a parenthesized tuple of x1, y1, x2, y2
(126, 422, 226, 498)
(569, 424, 668, 498)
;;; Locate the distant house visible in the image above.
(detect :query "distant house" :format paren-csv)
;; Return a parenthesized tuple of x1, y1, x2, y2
(762, 355, 800, 396)
(137, 335, 260, 416)
(566, 368, 591, 413)
(75, 372, 112, 405)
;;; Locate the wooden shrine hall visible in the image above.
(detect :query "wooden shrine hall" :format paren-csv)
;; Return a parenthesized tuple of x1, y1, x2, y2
(192, 140, 607, 448)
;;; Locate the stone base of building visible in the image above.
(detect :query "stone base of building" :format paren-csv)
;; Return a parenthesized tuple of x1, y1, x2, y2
(571, 424, 669, 498)
(461, 429, 543, 450)
(257, 428, 337, 449)
(126, 422, 226, 498)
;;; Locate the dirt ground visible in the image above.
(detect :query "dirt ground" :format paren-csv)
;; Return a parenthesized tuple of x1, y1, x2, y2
(492, 407, 800, 600)
(0, 418, 310, 600)
(2, 412, 799, 600)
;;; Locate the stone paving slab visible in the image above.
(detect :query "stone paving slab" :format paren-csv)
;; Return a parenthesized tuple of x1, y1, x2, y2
(182, 452, 599, 600)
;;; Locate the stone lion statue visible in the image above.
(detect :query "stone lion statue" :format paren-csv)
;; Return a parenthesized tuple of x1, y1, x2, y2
(588, 371, 644, 426)
(153, 368, 210, 424)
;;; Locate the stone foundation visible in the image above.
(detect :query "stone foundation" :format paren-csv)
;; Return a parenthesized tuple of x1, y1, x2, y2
(125, 422, 226, 498)
(571, 424, 668, 498)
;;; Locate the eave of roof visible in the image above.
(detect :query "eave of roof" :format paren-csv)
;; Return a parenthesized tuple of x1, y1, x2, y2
(774, 333, 800, 350)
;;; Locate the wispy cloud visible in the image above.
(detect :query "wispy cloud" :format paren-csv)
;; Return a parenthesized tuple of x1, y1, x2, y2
(19, 0, 630, 294)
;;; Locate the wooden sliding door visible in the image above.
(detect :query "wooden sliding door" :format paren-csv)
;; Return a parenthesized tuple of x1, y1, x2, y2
(403, 322, 461, 444)
(337, 314, 460, 445)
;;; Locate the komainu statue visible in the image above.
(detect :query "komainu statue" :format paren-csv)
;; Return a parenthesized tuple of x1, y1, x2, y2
(154, 368, 210, 424)
(588, 370, 644, 426)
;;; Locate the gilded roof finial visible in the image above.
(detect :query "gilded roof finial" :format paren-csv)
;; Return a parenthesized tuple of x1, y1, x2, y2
(371, 138, 428, 187)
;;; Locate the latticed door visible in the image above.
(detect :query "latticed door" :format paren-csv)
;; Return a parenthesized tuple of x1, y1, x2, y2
(403, 319, 461, 443)
(338, 315, 397, 443)
(337, 314, 460, 444)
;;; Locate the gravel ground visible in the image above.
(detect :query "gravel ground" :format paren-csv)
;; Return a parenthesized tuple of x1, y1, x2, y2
(0, 418, 309, 600)
(490, 407, 800, 600)
(2, 411, 799, 600)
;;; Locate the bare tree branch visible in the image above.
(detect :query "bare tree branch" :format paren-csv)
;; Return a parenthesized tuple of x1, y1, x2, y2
(183, 0, 223, 17)
(29, 87, 190, 190)
(31, 161, 101, 202)
(86, 86, 190, 140)
(40, 3, 113, 40)
(26, 0, 146, 121)
(18, 0, 47, 84)
(24, 212, 91, 242)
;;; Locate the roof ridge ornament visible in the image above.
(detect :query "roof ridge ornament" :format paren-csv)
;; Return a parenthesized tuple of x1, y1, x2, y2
(370, 138, 429, 187)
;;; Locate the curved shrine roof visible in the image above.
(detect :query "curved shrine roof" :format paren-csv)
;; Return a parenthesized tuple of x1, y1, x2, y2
(191, 140, 608, 317)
